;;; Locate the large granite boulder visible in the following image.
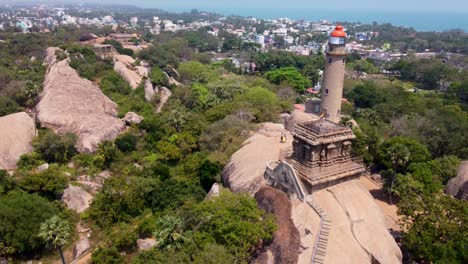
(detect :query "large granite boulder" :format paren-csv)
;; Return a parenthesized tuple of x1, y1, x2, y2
(62, 185, 93, 213)
(123, 112, 144, 125)
(114, 60, 142, 90)
(36, 47, 125, 153)
(222, 123, 292, 194)
(0, 112, 36, 170)
(445, 161, 468, 200)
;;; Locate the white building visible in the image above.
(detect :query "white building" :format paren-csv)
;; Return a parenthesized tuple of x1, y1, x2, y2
(255, 34, 265, 48)
(284, 35, 294, 45)
(130, 17, 138, 27)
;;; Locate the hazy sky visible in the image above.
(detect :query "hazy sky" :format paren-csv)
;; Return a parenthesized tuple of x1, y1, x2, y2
(5, 0, 468, 13)
(101, 0, 467, 13)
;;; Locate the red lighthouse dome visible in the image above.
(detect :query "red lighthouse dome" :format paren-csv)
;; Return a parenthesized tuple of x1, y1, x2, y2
(330, 25, 346, 38)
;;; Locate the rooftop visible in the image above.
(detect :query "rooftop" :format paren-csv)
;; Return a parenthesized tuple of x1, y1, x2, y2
(293, 119, 356, 145)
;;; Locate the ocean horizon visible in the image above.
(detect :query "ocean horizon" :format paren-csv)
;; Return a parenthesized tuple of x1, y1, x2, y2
(153, 6, 468, 32)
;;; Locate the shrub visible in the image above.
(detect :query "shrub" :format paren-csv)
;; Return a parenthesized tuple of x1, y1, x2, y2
(0, 170, 15, 194)
(109, 222, 138, 252)
(0, 96, 21, 116)
(115, 134, 138, 152)
(149, 67, 168, 86)
(17, 152, 45, 171)
(95, 141, 118, 169)
(20, 168, 68, 200)
(91, 246, 124, 264)
(33, 130, 77, 164)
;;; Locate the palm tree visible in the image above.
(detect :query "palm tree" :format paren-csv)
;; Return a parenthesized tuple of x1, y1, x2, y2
(386, 143, 410, 204)
(38, 216, 72, 264)
(153, 215, 185, 249)
(22, 81, 40, 124)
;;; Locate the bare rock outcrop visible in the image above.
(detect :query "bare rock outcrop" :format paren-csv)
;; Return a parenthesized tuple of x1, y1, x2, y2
(114, 60, 142, 90)
(144, 79, 155, 101)
(313, 180, 402, 264)
(156, 87, 172, 113)
(123, 112, 144, 125)
(223, 122, 402, 264)
(62, 185, 93, 213)
(163, 71, 181, 86)
(73, 238, 90, 260)
(37, 47, 125, 153)
(222, 123, 292, 194)
(254, 186, 301, 264)
(206, 183, 220, 200)
(445, 161, 468, 200)
(0, 112, 36, 170)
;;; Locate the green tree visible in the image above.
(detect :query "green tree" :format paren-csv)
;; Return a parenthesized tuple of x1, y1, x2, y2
(185, 190, 276, 261)
(377, 137, 430, 172)
(0, 96, 21, 116)
(38, 216, 72, 264)
(346, 81, 386, 109)
(149, 67, 168, 86)
(235, 86, 280, 122)
(178, 61, 212, 83)
(398, 190, 467, 263)
(20, 168, 68, 200)
(33, 130, 77, 164)
(115, 133, 138, 153)
(0, 191, 58, 255)
(264, 67, 311, 93)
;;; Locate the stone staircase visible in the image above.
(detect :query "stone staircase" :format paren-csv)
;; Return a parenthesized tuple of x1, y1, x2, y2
(306, 196, 331, 264)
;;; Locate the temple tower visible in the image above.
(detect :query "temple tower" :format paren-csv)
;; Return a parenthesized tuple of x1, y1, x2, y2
(320, 25, 347, 123)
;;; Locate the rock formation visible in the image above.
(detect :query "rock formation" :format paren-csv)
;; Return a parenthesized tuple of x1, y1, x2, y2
(113, 55, 150, 90)
(155, 87, 172, 113)
(73, 237, 90, 260)
(445, 161, 468, 200)
(114, 60, 142, 90)
(0, 112, 36, 170)
(144, 79, 155, 101)
(222, 123, 292, 194)
(62, 185, 93, 213)
(223, 118, 402, 264)
(206, 183, 220, 200)
(123, 112, 144, 125)
(36, 47, 125, 153)
(254, 186, 301, 264)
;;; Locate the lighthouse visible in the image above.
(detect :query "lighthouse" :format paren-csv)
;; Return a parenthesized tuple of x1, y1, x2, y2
(320, 25, 347, 123)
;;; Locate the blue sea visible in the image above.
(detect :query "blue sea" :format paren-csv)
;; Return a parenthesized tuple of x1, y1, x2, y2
(159, 7, 468, 32)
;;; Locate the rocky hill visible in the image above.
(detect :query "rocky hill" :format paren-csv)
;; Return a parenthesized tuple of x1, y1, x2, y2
(36, 47, 125, 152)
